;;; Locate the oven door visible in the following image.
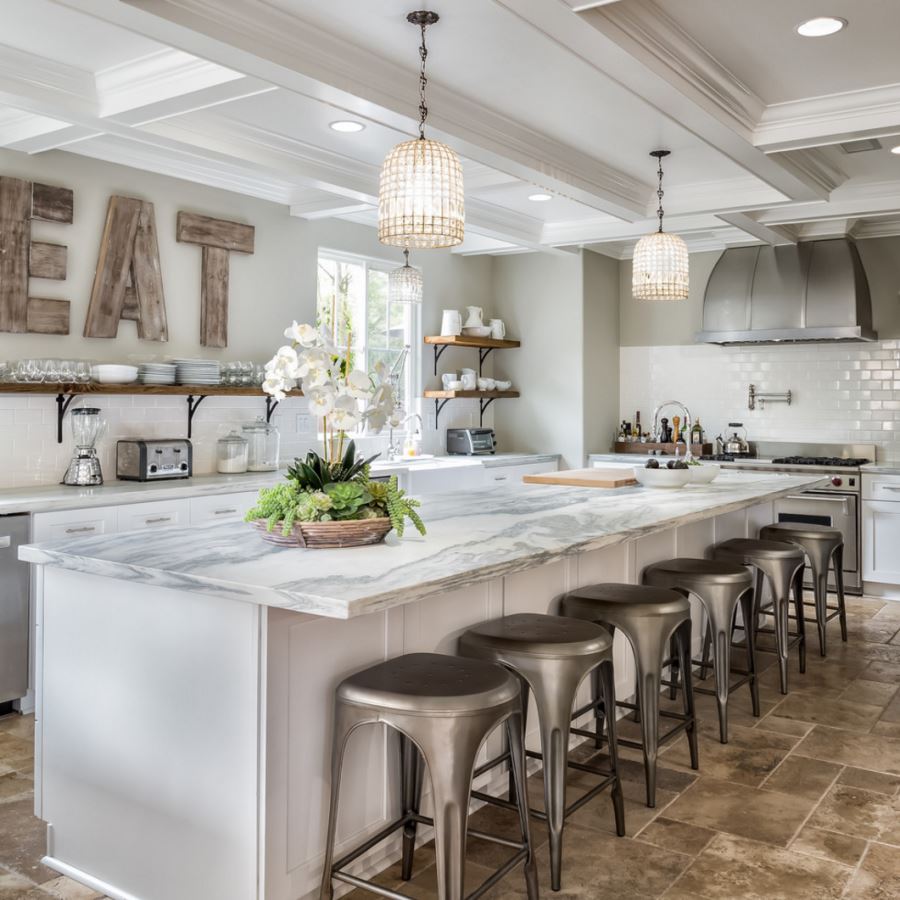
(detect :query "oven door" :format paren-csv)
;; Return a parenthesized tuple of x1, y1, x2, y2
(772, 490, 859, 591)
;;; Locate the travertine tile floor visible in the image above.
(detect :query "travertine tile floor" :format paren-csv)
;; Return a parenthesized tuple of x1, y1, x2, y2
(1, 596, 899, 899)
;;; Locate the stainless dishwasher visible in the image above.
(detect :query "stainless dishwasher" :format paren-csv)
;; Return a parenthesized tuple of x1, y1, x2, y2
(0, 514, 30, 705)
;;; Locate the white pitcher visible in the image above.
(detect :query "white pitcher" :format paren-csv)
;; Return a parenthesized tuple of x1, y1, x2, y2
(489, 318, 506, 339)
(464, 306, 484, 327)
(441, 309, 462, 336)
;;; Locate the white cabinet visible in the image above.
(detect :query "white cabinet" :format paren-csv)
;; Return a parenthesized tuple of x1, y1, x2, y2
(190, 492, 259, 526)
(863, 473, 900, 584)
(32, 506, 119, 542)
(482, 460, 558, 486)
(406, 464, 483, 495)
(116, 498, 191, 532)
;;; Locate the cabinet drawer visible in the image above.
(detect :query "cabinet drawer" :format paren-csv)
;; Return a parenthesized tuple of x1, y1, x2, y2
(484, 461, 558, 485)
(116, 499, 190, 532)
(862, 473, 900, 501)
(32, 506, 119, 542)
(190, 492, 259, 526)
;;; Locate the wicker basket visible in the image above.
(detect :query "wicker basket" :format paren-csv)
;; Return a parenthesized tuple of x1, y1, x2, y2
(251, 517, 393, 549)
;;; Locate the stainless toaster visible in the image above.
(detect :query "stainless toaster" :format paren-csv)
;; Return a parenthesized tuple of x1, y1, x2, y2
(446, 428, 496, 455)
(116, 439, 193, 481)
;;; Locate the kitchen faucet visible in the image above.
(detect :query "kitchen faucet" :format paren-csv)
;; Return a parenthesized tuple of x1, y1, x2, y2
(388, 412, 423, 460)
(651, 400, 694, 462)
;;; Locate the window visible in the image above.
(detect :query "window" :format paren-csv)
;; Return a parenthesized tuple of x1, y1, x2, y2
(316, 249, 418, 417)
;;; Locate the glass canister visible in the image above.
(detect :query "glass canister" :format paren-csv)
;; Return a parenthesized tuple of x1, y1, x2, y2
(216, 430, 249, 474)
(242, 417, 280, 472)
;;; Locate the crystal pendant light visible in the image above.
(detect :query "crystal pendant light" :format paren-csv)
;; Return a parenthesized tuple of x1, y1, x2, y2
(632, 150, 689, 301)
(389, 248, 423, 303)
(378, 11, 464, 249)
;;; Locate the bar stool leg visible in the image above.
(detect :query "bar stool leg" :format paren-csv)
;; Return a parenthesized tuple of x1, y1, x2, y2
(759, 565, 792, 695)
(507, 711, 540, 900)
(400, 735, 424, 881)
(508, 677, 530, 803)
(598, 658, 626, 837)
(675, 620, 699, 770)
(811, 554, 830, 657)
(706, 598, 734, 745)
(319, 704, 369, 900)
(792, 567, 807, 673)
(834, 544, 848, 643)
(634, 660, 662, 808)
(739, 589, 761, 718)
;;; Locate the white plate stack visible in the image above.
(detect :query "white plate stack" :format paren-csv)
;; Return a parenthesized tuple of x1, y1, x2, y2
(172, 359, 221, 386)
(138, 363, 177, 385)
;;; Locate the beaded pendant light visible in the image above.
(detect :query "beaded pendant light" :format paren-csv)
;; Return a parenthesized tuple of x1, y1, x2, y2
(378, 11, 464, 249)
(389, 248, 424, 303)
(632, 150, 689, 301)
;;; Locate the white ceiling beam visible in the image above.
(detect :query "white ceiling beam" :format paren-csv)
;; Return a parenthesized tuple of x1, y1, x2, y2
(716, 212, 797, 245)
(498, 0, 840, 202)
(541, 212, 727, 246)
(51, 0, 650, 221)
(289, 197, 373, 220)
(756, 181, 900, 226)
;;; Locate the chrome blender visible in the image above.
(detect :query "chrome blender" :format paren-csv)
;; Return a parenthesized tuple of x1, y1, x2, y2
(62, 407, 105, 486)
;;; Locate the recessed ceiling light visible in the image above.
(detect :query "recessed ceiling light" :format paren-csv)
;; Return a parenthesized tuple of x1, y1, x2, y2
(329, 120, 365, 133)
(891, 145, 900, 155)
(528, 193, 553, 202)
(796, 16, 847, 37)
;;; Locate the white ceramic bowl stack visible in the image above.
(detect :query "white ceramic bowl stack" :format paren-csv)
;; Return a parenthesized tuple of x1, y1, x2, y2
(172, 359, 221, 386)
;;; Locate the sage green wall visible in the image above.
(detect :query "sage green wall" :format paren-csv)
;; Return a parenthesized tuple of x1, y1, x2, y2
(619, 237, 900, 346)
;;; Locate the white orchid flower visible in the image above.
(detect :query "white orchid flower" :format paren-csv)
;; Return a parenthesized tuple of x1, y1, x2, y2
(344, 369, 371, 399)
(302, 367, 331, 390)
(262, 376, 289, 401)
(307, 387, 335, 417)
(367, 409, 387, 433)
(284, 321, 321, 347)
(330, 394, 362, 431)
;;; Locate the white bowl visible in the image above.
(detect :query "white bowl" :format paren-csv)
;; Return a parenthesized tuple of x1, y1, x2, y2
(688, 463, 721, 484)
(495, 380, 512, 390)
(633, 466, 691, 489)
(91, 364, 139, 384)
(462, 325, 492, 337)
(477, 378, 496, 390)
(446, 380, 464, 390)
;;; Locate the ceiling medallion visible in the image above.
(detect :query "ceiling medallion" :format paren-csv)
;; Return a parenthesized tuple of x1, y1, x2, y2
(378, 11, 465, 250)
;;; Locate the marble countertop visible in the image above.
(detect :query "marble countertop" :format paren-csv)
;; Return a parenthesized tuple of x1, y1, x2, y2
(861, 465, 900, 475)
(21, 471, 824, 619)
(0, 453, 560, 516)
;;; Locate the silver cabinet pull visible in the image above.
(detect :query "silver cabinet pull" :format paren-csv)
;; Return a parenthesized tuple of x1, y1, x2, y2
(145, 516, 173, 524)
(881, 486, 900, 492)
(0, 536, 10, 548)
(214, 508, 238, 515)
(65, 526, 96, 534)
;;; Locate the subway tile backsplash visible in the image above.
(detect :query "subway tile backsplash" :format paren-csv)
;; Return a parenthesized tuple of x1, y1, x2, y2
(619, 340, 900, 461)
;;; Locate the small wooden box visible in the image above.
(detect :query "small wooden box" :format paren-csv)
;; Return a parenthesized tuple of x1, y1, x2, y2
(614, 442, 712, 455)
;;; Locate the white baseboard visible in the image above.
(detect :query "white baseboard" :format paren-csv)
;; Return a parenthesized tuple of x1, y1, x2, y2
(863, 582, 900, 601)
(42, 855, 143, 900)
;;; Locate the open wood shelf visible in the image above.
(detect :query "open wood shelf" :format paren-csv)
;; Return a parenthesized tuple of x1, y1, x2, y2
(424, 335, 520, 350)
(423, 389, 519, 400)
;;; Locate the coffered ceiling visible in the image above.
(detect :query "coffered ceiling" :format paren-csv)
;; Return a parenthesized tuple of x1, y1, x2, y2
(0, 0, 897, 257)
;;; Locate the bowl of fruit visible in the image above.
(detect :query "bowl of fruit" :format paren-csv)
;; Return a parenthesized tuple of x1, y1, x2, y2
(633, 458, 692, 489)
(687, 461, 721, 484)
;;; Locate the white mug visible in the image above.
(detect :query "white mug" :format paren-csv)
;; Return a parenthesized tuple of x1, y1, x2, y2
(489, 318, 506, 339)
(460, 372, 477, 390)
(441, 309, 462, 336)
(441, 372, 458, 389)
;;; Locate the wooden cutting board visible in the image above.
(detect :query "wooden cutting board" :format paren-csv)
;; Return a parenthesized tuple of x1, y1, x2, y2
(522, 467, 637, 488)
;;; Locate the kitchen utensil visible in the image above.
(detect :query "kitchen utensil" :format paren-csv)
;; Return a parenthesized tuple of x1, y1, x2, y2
(633, 466, 691, 489)
(441, 372, 458, 389)
(461, 325, 492, 337)
(90, 364, 139, 384)
(116, 439, 192, 481)
(489, 319, 506, 339)
(243, 417, 280, 471)
(722, 423, 750, 456)
(477, 377, 495, 390)
(464, 306, 484, 327)
(217, 430, 249, 474)
(460, 373, 476, 390)
(523, 468, 637, 489)
(440, 309, 462, 336)
(62, 408, 105, 486)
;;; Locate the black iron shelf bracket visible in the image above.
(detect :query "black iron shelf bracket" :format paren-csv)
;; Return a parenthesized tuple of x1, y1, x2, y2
(186, 394, 208, 439)
(433, 397, 452, 428)
(432, 343, 450, 376)
(478, 347, 494, 375)
(479, 396, 496, 427)
(265, 396, 280, 423)
(55, 393, 76, 443)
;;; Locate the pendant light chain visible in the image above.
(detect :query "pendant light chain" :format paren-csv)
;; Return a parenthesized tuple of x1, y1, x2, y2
(418, 22, 429, 139)
(656, 156, 665, 233)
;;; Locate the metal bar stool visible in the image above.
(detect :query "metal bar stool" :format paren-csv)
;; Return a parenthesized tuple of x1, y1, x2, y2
(759, 522, 848, 657)
(319, 653, 539, 900)
(642, 558, 758, 743)
(712, 538, 806, 695)
(458, 613, 625, 892)
(560, 584, 698, 808)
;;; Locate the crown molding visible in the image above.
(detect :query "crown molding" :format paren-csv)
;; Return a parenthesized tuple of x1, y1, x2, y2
(755, 82, 900, 152)
(0, 42, 96, 107)
(768, 148, 846, 197)
(852, 215, 900, 240)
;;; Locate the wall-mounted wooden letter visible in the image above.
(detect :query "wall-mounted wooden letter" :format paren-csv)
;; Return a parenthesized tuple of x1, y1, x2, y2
(0, 176, 72, 334)
(176, 211, 255, 348)
(84, 196, 168, 341)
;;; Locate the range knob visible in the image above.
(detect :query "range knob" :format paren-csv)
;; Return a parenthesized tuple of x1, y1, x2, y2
(831, 476, 843, 487)
(149, 464, 158, 474)
(179, 462, 189, 471)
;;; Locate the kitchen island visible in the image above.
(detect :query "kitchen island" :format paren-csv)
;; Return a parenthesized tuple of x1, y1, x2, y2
(20, 471, 823, 900)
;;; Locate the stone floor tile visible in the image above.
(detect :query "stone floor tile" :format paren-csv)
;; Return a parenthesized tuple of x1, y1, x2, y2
(672, 832, 852, 899)
(840, 679, 900, 707)
(0, 799, 58, 884)
(464, 801, 542, 872)
(873, 602, 900, 620)
(0, 866, 41, 900)
(0, 716, 34, 742)
(635, 817, 716, 857)
(843, 616, 900, 645)
(769, 692, 884, 732)
(838, 766, 900, 796)
(876, 693, 900, 723)
(398, 859, 500, 899)
(789, 825, 867, 867)
(808, 783, 900, 843)
(662, 724, 797, 788)
(860, 660, 900, 683)
(843, 841, 900, 899)
(753, 715, 813, 737)
(844, 598, 886, 617)
(0, 773, 34, 805)
(662, 776, 817, 847)
(794, 726, 900, 775)
(39, 875, 104, 899)
(0, 735, 32, 773)
(761, 754, 842, 800)
(871, 720, 900, 738)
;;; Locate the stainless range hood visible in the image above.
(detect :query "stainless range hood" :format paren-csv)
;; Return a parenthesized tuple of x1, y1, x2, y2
(696, 238, 877, 344)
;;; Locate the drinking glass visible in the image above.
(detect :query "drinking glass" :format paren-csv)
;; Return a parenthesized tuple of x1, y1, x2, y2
(75, 362, 91, 384)
(59, 360, 75, 383)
